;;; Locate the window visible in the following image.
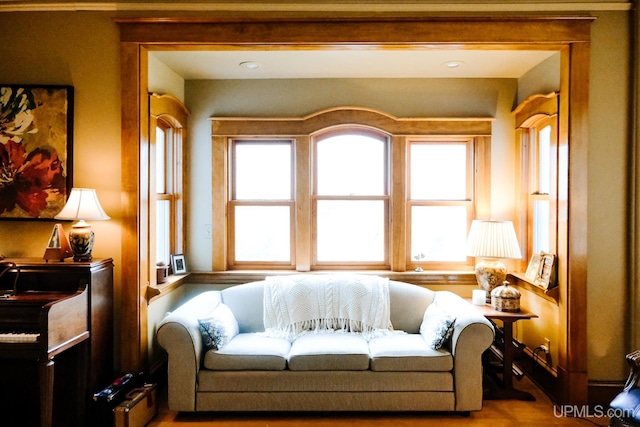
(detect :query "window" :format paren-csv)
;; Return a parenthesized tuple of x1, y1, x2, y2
(514, 93, 558, 263)
(313, 129, 389, 267)
(155, 122, 172, 266)
(212, 107, 491, 272)
(530, 123, 551, 254)
(229, 139, 294, 267)
(408, 138, 474, 267)
(150, 94, 188, 277)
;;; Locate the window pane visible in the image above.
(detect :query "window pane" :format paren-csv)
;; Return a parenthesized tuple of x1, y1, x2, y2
(411, 144, 467, 200)
(538, 125, 551, 194)
(235, 143, 291, 200)
(316, 200, 385, 262)
(235, 205, 290, 262)
(411, 206, 467, 261)
(533, 200, 550, 253)
(156, 200, 170, 265)
(156, 127, 166, 194)
(316, 134, 386, 196)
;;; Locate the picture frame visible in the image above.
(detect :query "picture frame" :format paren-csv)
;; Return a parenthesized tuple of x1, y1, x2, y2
(171, 254, 187, 275)
(0, 85, 74, 219)
(525, 253, 542, 282)
(525, 252, 558, 290)
(535, 252, 557, 290)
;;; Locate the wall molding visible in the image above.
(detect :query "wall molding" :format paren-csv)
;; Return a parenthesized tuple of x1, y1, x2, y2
(0, 1, 632, 13)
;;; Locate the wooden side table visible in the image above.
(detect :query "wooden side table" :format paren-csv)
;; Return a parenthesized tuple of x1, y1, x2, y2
(469, 301, 538, 401)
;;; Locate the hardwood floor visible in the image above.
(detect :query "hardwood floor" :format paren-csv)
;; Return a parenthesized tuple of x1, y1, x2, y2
(147, 376, 611, 427)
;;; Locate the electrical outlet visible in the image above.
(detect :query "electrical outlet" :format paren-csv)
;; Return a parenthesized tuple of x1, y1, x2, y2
(544, 338, 551, 354)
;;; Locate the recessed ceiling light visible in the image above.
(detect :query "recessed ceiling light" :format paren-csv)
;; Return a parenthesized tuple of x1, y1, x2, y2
(442, 60, 465, 69)
(239, 61, 260, 70)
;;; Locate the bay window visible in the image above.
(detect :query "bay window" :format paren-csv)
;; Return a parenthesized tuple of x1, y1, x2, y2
(212, 107, 490, 272)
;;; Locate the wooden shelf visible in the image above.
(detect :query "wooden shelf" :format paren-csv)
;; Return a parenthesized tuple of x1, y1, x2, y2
(508, 273, 559, 304)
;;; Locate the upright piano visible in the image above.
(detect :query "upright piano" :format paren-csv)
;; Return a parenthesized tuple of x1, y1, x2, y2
(0, 258, 114, 427)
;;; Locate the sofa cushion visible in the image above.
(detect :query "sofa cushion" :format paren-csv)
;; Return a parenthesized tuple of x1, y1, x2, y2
(203, 333, 290, 371)
(197, 303, 239, 350)
(369, 334, 454, 372)
(419, 303, 456, 350)
(288, 333, 370, 371)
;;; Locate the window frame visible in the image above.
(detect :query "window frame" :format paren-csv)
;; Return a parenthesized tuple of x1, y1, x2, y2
(311, 127, 391, 269)
(227, 138, 296, 269)
(150, 93, 189, 282)
(514, 93, 559, 268)
(406, 136, 476, 270)
(210, 107, 492, 272)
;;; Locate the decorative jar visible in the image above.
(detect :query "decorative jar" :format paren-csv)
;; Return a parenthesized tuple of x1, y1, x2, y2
(490, 281, 521, 312)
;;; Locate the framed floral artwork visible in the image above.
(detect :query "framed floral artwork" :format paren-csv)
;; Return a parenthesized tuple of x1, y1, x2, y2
(0, 85, 73, 219)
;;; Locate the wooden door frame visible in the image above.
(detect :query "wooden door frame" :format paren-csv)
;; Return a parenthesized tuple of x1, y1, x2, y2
(118, 15, 593, 404)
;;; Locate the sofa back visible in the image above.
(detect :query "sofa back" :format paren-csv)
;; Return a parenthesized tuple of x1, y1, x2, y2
(220, 278, 435, 334)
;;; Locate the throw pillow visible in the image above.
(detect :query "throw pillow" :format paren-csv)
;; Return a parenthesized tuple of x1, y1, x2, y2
(198, 303, 240, 351)
(419, 303, 456, 350)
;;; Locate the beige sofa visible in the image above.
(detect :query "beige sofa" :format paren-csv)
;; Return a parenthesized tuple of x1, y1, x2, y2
(156, 276, 494, 414)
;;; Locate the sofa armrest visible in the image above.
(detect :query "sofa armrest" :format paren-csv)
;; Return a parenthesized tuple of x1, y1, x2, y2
(433, 291, 494, 412)
(156, 290, 222, 411)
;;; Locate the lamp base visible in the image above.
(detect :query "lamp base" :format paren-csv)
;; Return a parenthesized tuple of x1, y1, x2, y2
(68, 221, 95, 263)
(474, 259, 507, 303)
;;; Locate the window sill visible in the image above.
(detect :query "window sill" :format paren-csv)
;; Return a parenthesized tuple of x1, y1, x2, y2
(146, 272, 191, 303)
(508, 272, 559, 304)
(187, 270, 477, 287)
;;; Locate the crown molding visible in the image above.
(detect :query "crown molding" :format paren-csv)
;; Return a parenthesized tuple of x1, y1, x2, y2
(0, 2, 633, 13)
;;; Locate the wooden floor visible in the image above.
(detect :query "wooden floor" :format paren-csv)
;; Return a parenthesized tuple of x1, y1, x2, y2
(147, 376, 611, 427)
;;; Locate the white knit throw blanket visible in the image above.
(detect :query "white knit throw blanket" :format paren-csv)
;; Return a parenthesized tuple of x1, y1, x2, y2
(263, 275, 393, 341)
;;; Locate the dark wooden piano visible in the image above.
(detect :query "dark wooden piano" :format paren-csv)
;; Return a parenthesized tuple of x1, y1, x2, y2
(0, 258, 114, 427)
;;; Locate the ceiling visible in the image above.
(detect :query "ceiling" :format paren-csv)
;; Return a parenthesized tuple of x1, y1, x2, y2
(150, 49, 559, 80)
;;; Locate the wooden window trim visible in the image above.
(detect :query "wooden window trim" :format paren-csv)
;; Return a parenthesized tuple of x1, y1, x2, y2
(227, 138, 295, 269)
(149, 93, 190, 286)
(514, 92, 559, 268)
(405, 136, 478, 270)
(312, 127, 391, 269)
(211, 107, 492, 272)
(120, 16, 591, 403)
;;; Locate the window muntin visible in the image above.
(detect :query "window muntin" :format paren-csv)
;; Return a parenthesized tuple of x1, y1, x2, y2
(407, 139, 474, 267)
(229, 139, 294, 266)
(313, 129, 390, 267)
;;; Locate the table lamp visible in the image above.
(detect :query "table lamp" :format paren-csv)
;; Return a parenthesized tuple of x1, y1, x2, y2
(55, 188, 110, 262)
(466, 219, 522, 303)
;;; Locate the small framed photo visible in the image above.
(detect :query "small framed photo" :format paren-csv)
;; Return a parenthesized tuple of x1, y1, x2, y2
(525, 252, 558, 290)
(170, 254, 187, 275)
(525, 253, 542, 282)
(535, 253, 557, 290)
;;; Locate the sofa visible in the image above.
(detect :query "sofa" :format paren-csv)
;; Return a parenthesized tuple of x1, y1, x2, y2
(156, 275, 494, 414)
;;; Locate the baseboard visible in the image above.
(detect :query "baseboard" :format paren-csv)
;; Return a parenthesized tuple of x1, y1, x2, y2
(148, 354, 168, 387)
(514, 347, 624, 407)
(588, 381, 625, 407)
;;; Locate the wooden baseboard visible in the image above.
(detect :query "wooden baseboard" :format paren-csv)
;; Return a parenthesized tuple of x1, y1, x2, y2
(588, 381, 625, 407)
(515, 347, 624, 406)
